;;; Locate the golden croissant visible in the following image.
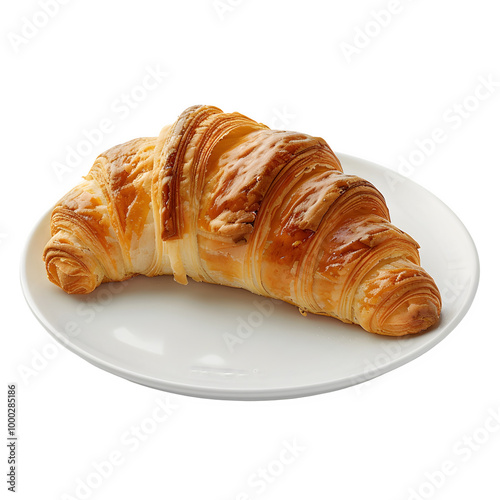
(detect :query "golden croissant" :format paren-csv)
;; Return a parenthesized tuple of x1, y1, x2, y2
(43, 105, 441, 336)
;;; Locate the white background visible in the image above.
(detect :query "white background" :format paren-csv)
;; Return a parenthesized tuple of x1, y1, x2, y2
(2, 0, 499, 499)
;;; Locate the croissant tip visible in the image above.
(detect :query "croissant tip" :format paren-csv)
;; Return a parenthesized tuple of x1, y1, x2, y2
(45, 260, 95, 294)
(43, 239, 102, 295)
(376, 299, 441, 336)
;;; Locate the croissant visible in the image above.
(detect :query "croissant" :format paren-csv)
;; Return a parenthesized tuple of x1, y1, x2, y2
(43, 105, 441, 336)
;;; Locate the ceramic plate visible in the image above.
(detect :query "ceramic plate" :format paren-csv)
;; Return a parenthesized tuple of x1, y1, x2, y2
(21, 154, 479, 400)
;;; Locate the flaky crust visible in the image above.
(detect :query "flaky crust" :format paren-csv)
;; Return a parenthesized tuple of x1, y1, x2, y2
(43, 105, 441, 335)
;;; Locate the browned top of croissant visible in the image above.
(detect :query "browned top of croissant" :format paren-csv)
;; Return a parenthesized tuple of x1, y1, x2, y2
(44, 105, 441, 336)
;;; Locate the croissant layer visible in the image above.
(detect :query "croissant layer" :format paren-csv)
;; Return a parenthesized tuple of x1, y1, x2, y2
(43, 105, 441, 335)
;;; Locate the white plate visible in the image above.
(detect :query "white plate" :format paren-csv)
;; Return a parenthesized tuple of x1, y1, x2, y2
(21, 154, 479, 400)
